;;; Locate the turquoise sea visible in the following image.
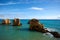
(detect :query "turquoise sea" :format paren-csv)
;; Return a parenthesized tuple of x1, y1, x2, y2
(0, 19, 60, 40)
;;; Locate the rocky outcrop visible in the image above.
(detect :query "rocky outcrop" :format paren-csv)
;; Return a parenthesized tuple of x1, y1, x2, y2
(13, 18, 22, 26)
(2, 19, 10, 25)
(49, 32, 60, 38)
(28, 19, 48, 33)
(28, 19, 60, 38)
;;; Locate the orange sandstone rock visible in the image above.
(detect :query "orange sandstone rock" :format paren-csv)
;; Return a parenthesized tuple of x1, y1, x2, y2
(2, 19, 10, 25)
(13, 18, 22, 26)
(28, 19, 48, 33)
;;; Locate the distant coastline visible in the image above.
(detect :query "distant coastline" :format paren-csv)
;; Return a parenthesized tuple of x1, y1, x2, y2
(0, 18, 60, 20)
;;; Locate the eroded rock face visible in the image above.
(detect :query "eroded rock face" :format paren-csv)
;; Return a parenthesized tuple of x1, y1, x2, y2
(49, 32, 60, 38)
(28, 19, 60, 38)
(13, 18, 22, 26)
(28, 19, 48, 33)
(2, 19, 10, 25)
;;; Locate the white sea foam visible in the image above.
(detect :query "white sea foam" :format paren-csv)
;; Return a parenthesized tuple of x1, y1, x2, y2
(45, 27, 57, 32)
(43, 32, 53, 38)
(43, 27, 58, 38)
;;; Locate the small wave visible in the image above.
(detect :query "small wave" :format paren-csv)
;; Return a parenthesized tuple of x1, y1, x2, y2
(45, 27, 57, 32)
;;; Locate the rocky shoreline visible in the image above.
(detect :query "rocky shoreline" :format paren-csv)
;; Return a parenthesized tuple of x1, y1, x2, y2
(0, 18, 60, 38)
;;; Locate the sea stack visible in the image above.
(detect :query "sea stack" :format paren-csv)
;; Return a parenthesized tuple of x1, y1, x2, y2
(28, 19, 60, 38)
(13, 18, 22, 26)
(2, 19, 10, 25)
(28, 19, 48, 33)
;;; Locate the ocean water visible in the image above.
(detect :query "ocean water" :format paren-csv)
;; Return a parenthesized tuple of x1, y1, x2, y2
(0, 19, 60, 40)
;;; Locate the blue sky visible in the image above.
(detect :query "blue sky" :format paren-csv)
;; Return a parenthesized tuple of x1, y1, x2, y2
(0, 0, 60, 19)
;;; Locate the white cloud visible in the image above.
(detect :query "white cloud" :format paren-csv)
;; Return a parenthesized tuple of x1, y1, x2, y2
(57, 15, 60, 19)
(0, 0, 60, 5)
(0, 2, 20, 5)
(29, 7, 44, 11)
(40, 16, 58, 19)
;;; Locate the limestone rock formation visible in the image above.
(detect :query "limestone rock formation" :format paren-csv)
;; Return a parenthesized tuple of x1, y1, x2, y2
(13, 18, 22, 26)
(2, 19, 10, 25)
(28, 19, 60, 38)
(28, 19, 48, 33)
(49, 32, 60, 38)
